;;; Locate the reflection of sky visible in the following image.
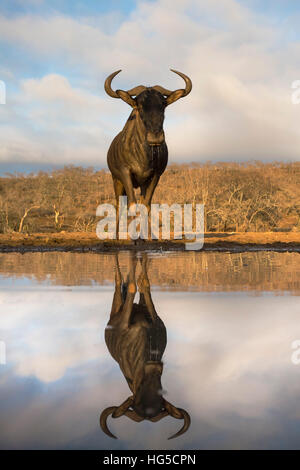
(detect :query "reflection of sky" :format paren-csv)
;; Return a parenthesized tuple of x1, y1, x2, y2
(1, 281, 300, 450)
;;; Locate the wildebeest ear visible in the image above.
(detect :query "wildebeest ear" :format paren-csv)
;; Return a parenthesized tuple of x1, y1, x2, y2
(166, 89, 185, 106)
(116, 90, 136, 108)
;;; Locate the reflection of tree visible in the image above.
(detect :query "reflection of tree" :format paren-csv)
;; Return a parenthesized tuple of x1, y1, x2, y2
(0, 251, 298, 294)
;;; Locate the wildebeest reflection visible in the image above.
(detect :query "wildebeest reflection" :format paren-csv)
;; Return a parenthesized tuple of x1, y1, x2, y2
(100, 253, 190, 439)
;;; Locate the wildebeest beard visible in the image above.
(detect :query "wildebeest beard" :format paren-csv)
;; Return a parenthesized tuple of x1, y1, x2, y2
(100, 253, 191, 440)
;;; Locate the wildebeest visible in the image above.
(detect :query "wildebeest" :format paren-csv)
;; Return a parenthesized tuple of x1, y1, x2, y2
(104, 69, 192, 231)
(100, 253, 190, 439)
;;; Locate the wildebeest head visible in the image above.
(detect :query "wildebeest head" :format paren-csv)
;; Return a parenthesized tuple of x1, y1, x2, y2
(100, 360, 190, 440)
(131, 361, 164, 419)
(104, 69, 192, 146)
(135, 88, 166, 146)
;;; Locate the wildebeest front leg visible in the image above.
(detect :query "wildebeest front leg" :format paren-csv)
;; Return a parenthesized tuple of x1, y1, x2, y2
(143, 173, 160, 209)
(110, 254, 123, 318)
(141, 174, 160, 235)
(121, 169, 137, 210)
(138, 254, 157, 321)
(120, 253, 138, 327)
(113, 177, 125, 238)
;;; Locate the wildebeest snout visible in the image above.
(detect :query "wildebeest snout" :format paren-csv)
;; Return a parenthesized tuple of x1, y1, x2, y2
(146, 130, 165, 146)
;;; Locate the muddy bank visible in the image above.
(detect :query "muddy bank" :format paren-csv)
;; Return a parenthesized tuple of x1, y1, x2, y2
(0, 232, 299, 252)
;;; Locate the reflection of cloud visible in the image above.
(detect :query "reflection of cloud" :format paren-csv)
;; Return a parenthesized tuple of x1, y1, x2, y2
(158, 293, 300, 444)
(0, 289, 111, 382)
(1, 287, 300, 449)
(1, 0, 300, 167)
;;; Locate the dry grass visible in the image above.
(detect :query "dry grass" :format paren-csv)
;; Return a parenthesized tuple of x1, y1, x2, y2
(1, 162, 299, 234)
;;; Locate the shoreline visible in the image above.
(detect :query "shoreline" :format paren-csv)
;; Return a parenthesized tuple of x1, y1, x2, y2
(0, 232, 299, 253)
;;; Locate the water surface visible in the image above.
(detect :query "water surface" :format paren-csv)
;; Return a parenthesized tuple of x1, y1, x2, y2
(0, 251, 299, 449)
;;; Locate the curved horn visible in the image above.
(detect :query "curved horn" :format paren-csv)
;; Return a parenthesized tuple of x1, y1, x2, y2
(100, 406, 118, 439)
(168, 408, 191, 440)
(170, 69, 192, 96)
(124, 409, 145, 422)
(100, 396, 134, 439)
(164, 399, 191, 439)
(104, 70, 122, 98)
(166, 69, 192, 105)
(126, 85, 147, 97)
(152, 85, 173, 97)
(113, 396, 133, 417)
(104, 70, 136, 107)
(164, 399, 182, 418)
(149, 410, 169, 422)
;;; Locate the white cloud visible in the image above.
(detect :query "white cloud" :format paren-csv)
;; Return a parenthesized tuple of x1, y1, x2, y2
(0, 289, 111, 382)
(0, 74, 122, 165)
(0, 0, 300, 167)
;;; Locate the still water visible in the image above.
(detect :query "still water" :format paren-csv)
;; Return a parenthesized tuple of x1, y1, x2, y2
(0, 250, 299, 450)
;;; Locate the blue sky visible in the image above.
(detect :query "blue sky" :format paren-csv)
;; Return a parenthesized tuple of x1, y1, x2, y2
(0, 1, 138, 17)
(0, 0, 300, 174)
(0, 0, 298, 21)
